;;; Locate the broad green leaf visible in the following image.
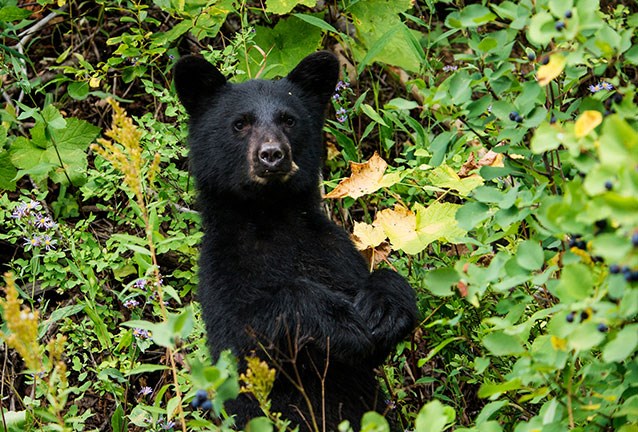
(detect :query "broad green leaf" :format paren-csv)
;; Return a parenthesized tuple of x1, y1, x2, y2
(0, 6, 32, 21)
(376, 202, 466, 255)
(245, 417, 273, 432)
(265, 0, 316, 15)
(530, 123, 563, 153)
(516, 240, 544, 271)
(415, 400, 456, 432)
(456, 202, 491, 231)
(483, 332, 525, 356)
(602, 324, 638, 363)
(360, 412, 390, 432)
(0, 151, 17, 190)
(445, 4, 496, 28)
(243, 16, 323, 79)
(568, 322, 605, 351)
(554, 263, 593, 302)
(598, 115, 638, 168)
(429, 165, 484, 196)
(424, 267, 460, 297)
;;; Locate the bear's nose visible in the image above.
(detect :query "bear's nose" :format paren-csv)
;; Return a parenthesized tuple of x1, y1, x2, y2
(258, 142, 286, 169)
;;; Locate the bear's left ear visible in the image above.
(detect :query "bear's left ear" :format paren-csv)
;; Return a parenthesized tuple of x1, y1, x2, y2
(173, 55, 227, 115)
(286, 51, 340, 106)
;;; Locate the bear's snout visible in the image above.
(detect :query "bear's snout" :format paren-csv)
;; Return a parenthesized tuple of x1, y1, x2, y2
(249, 136, 296, 183)
(258, 141, 287, 170)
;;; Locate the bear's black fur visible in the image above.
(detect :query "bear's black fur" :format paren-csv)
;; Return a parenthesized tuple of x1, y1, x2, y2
(174, 51, 419, 431)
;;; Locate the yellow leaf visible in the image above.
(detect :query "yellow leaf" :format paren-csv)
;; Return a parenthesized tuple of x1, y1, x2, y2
(574, 110, 603, 138)
(325, 152, 398, 199)
(550, 335, 567, 351)
(376, 202, 467, 255)
(537, 54, 566, 86)
(351, 221, 387, 251)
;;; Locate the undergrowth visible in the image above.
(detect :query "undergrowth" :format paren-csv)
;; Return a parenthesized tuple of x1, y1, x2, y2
(1, 0, 637, 431)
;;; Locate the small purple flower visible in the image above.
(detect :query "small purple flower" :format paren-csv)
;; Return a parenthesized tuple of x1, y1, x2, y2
(24, 236, 42, 248)
(12, 205, 28, 219)
(134, 279, 148, 289)
(33, 213, 55, 230)
(41, 235, 57, 251)
(600, 81, 613, 91)
(332, 93, 341, 101)
(138, 386, 153, 397)
(336, 107, 348, 123)
(133, 328, 151, 339)
(442, 65, 458, 72)
(162, 420, 175, 431)
(25, 200, 40, 211)
(335, 80, 350, 92)
(123, 299, 140, 309)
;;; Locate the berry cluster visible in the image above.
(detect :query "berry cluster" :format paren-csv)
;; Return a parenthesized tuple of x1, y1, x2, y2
(191, 389, 212, 411)
(566, 310, 608, 332)
(509, 111, 523, 123)
(555, 10, 572, 31)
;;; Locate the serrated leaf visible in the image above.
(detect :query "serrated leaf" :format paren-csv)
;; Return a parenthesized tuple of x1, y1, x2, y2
(376, 202, 466, 255)
(537, 54, 566, 86)
(265, 0, 316, 15)
(575, 110, 603, 137)
(325, 152, 398, 199)
(352, 221, 386, 251)
(429, 165, 484, 196)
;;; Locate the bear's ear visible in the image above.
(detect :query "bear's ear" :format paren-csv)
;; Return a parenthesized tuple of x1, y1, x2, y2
(173, 55, 227, 115)
(286, 51, 340, 106)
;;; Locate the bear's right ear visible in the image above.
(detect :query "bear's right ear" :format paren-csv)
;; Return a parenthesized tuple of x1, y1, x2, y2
(173, 55, 227, 115)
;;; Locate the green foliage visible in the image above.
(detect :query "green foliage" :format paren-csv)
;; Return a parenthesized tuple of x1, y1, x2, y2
(0, 0, 637, 431)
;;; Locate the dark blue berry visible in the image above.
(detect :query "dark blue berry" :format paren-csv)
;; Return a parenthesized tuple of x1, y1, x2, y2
(515, 114, 523, 123)
(622, 266, 631, 275)
(604, 181, 613, 191)
(550, 115, 557, 124)
(631, 232, 638, 247)
(610, 264, 621, 274)
(527, 52, 536, 61)
(626, 271, 638, 283)
(555, 21, 565, 31)
(566, 312, 575, 323)
(565, 10, 572, 18)
(541, 56, 550, 65)
(191, 399, 201, 409)
(575, 240, 586, 250)
(580, 310, 590, 321)
(597, 323, 608, 333)
(201, 400, 213, 411)
(509, 111, 518, 121)
(195, 389, 208, 401)
(612, 93, 623, 104)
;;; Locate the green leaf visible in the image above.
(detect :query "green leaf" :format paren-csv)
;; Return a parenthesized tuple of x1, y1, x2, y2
(445, 4, 496, 28)
(424, 267, 460, 297)
(292, 13, 338, 34)
(360, 412, 390, 432)
(68, 81, 90, 100)
(429, 165, 484, 196)
(0, 150, 17, 190)
(245, 417, 273, 432)
(483, 331, 525, 356)
(360, 104, 388, 127)
(0, 6, 32, 22)
(516, 240, 544, 271)
(602, 324, 638, 363)
(478, 378, 523, 398)
(125, 364, 169, 376)
(243, 16, 323, 79)
(456, 202, 491, 231)
(265, 0, 316, 15)
(554, 263, 593, 302)
(415, 400, 456, 432)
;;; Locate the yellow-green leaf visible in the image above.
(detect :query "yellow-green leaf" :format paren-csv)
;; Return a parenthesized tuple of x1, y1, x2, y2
(537, 54, 566, 86)
(574, 110, 603, 137)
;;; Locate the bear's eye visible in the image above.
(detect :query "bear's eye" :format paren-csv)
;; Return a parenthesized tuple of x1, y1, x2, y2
(233, 119, 246, 132)
(281, 114, 296, 128)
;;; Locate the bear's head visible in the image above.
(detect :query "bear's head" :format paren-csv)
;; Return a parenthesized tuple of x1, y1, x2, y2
(174, 51, 340, 201)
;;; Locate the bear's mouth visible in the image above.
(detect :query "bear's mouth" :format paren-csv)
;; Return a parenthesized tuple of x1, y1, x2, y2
(251, 161, 299, 184)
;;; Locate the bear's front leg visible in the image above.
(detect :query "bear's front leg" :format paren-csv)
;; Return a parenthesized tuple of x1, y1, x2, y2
(354, 268, 419, 362)
(245, 278, 376, 365)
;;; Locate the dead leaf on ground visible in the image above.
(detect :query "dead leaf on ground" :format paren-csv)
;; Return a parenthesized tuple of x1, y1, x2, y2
(325, 152, 399, 199)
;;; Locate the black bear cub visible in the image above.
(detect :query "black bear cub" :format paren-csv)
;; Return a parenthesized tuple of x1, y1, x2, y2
(174, 51, 419, 431)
